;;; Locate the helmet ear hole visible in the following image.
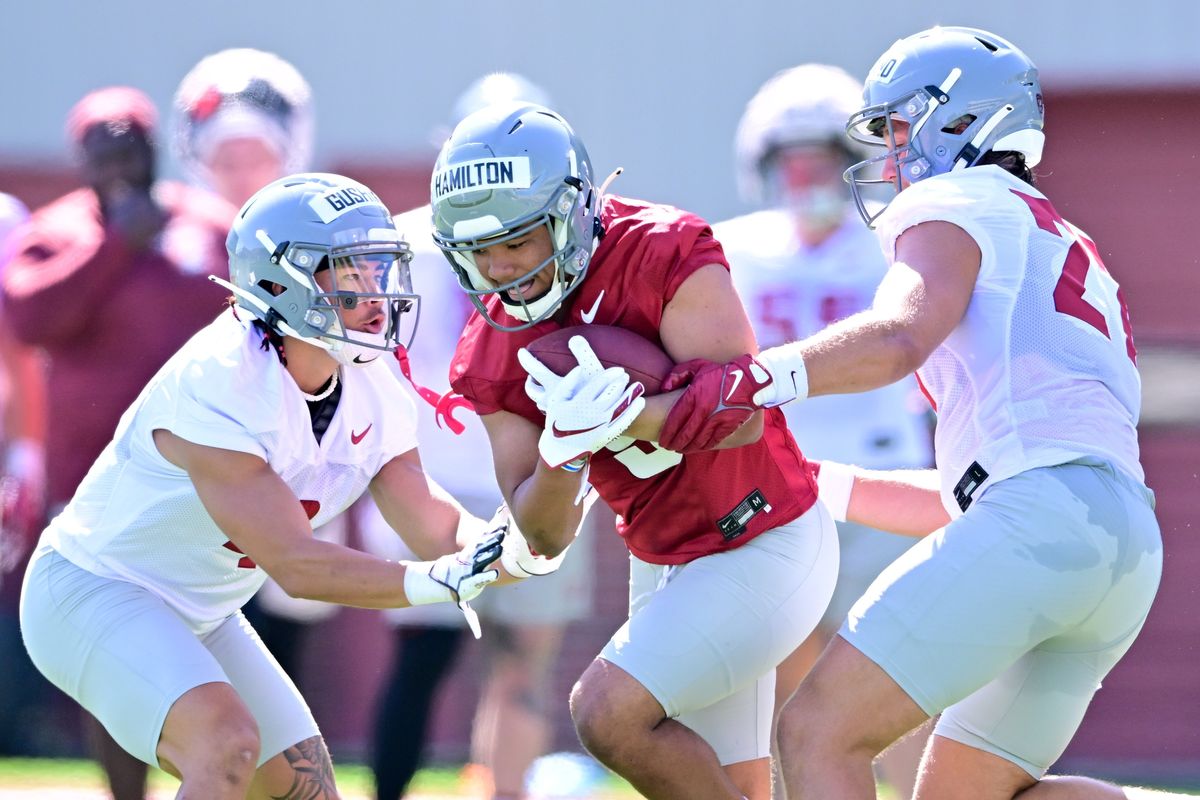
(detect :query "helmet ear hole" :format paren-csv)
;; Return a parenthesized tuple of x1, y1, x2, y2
(941, 114, 976, 135)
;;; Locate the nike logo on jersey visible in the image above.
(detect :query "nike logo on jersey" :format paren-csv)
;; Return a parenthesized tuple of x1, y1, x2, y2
(353, 354, 378, 364)
(580, 291, 605, 324)
(725, 369, 744, 401)
(351, 424, 373, 444)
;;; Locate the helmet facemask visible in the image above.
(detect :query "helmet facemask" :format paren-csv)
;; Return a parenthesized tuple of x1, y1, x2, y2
(844, 73, 963, 229)
(437, 182, 592, 331)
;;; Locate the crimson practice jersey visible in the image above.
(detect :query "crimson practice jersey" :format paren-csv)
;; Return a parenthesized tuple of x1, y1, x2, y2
(451, 195, 817, 565)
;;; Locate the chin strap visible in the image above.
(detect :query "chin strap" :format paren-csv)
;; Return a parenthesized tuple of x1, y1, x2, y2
(392, 346, 475, 435)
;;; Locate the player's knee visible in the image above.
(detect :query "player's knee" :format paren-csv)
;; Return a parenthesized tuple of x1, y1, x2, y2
(570, 666, 659, 763)
(160, 686, 261, 782)
(569, 676, 619, 756)
(777, 686, 837, 758)
(212, 721, 261, 782)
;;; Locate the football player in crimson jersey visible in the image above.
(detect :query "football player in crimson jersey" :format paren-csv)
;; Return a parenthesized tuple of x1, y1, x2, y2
(665, 28, 1165, 799)
(19, 174, 512, 800)
(432, 103, 838, 800)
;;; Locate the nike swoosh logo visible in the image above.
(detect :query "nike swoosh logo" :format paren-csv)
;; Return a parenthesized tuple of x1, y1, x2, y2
(551, 421, 606, 438)
(579, 290, 605, 324)
(353, 354, 378, 364)
(725, 369, 743, 401)
(351, 424, 373, 445)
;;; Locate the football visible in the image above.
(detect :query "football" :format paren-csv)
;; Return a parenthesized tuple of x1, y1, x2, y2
(526, 324, 674, 394)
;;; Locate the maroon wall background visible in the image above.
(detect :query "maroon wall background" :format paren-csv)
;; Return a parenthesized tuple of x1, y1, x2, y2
(2, 85, 1197, 782)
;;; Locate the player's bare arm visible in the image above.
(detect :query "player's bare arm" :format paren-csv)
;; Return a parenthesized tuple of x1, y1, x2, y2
(153, 428, 497, 609)
(480, 408, 585, 558)
(627, 261, 764, 447)
(369, 447, 467, 560)
(797, 220, 980, 397)
(820, 462, 949, 537)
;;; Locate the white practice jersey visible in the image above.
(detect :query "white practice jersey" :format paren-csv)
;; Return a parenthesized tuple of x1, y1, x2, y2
(44, 309, 419, 634)
(875, 166, 1144, 517)
(392, 205, 501, 509)
(717, 207, 931, 469)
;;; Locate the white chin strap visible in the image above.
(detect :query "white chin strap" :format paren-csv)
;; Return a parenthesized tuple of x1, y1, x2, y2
(323, 330, 389, 366)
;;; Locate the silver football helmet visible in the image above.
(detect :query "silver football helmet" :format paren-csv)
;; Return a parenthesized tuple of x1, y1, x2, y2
(734, 63, 866, 204)
(845, 26, 1045, 227)
(172, 48, 314, 184)
(430, 102, 602, 331)
(218, 173, 418, 365)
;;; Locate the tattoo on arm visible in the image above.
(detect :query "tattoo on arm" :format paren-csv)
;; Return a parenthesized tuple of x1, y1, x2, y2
(272, 735, 338, 800)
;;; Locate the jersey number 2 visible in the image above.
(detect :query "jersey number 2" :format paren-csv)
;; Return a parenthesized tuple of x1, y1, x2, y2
(1012, 190, 1136, 363)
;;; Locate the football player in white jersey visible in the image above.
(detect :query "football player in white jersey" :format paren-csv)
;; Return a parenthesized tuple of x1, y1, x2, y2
(664, 27, 1164, 799)
(18, 174, 512, 800)
(716, 63, 931, 798)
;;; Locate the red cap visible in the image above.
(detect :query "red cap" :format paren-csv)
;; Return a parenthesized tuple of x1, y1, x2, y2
(65, 86, 158, 145)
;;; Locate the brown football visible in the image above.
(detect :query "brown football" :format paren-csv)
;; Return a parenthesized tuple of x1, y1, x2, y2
(526, 324, 674, 394)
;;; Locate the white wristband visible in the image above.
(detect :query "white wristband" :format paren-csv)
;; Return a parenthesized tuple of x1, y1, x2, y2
(816, 461, 855, 523)
(401, 561, 450, 606)
(756, 343, 810, 406)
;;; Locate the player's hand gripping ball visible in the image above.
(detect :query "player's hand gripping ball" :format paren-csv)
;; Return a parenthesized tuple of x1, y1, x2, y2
(519, 324, 674, 413)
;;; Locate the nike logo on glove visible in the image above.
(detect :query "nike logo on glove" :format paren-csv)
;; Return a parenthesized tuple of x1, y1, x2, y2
(580, 290, 605, 324)
(725, 369, 743, 402)
(551, 421, 607, 438)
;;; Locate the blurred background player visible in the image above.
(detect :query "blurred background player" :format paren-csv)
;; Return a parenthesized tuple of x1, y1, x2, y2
(0, 191, 51, 759)
(0, 86, 233, 800)
(362, 71, 597, 800)
(715, 62, 933, 798)
(172, 46, 344, 700)
(0, 192, 43, 580)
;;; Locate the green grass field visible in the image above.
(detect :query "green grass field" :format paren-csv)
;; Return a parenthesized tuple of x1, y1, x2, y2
(2, 756, 1195, 798)
(0, 756, 642, 798)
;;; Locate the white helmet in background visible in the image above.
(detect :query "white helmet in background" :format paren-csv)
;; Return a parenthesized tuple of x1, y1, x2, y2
(734, 63, 865, 204)
(173, 48, 314, 186)
(431, 71, 553, 147)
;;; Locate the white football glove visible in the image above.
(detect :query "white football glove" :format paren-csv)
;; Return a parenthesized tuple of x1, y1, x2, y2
(518, 335, 607, 414)
(538, 363, 645, 469)
(403, 527, 504, 638)
(482, 505, 572, 578)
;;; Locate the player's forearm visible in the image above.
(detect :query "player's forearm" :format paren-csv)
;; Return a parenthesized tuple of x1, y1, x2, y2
(766, 312, 927, 400)
(509, 464, 586, 558)
(267, 537, 419, 608)
(840, 466, 949, 537)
